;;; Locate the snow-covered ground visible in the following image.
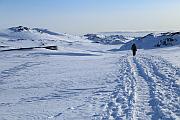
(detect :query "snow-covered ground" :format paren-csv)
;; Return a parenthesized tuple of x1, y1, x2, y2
(0, 27, 179, 120)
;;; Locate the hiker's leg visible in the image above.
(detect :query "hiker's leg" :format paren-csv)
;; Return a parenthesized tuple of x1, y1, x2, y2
(133, 51, 136, 56)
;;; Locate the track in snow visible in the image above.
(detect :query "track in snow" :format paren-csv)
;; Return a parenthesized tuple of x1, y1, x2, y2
(100, 54, 180, 120)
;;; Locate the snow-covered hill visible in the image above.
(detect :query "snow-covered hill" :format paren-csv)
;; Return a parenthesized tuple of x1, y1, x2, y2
(84, 34, 130, 45)
(0, 26, 92, 51)
(119, 32, 180, 50)
(0, 26, 65, 40)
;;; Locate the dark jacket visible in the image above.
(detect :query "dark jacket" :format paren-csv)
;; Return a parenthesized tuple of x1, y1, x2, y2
(131, 44, 137, 51)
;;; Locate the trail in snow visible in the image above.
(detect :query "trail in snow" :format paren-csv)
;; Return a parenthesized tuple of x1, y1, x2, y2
(100, 54, 180, 120)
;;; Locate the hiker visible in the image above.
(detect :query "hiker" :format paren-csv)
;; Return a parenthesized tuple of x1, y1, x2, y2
(131, 43, 137, 56)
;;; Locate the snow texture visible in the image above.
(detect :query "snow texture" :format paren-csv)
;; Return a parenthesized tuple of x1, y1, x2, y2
(0, 26, 179, 120)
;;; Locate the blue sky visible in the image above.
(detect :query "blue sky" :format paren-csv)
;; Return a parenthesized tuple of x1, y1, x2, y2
(0, 0, 180, 33)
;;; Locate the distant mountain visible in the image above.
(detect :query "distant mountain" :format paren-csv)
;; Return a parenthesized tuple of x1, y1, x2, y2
(100, 31, 161, 38)
(119, 32, 180, 50)
(32, 28, 61, 36)
(2, 26, 179, 51)
(0, 26, 86, 50)
(84, 34, 130, 45)
(8, 26, 30, 32)
(0, 26, 65, 41)
(8, 26, 60, 35)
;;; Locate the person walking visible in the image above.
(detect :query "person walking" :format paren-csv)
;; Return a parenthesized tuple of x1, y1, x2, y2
(131, 43, 137, 56)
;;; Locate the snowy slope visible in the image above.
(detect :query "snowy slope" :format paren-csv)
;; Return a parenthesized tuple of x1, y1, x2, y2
(0, 26, 93, 51)
(119, 32, 180, 50)
(0, 27, 179, 120)
(0, 26, 64, 40)
(0, 26, 63, 50)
